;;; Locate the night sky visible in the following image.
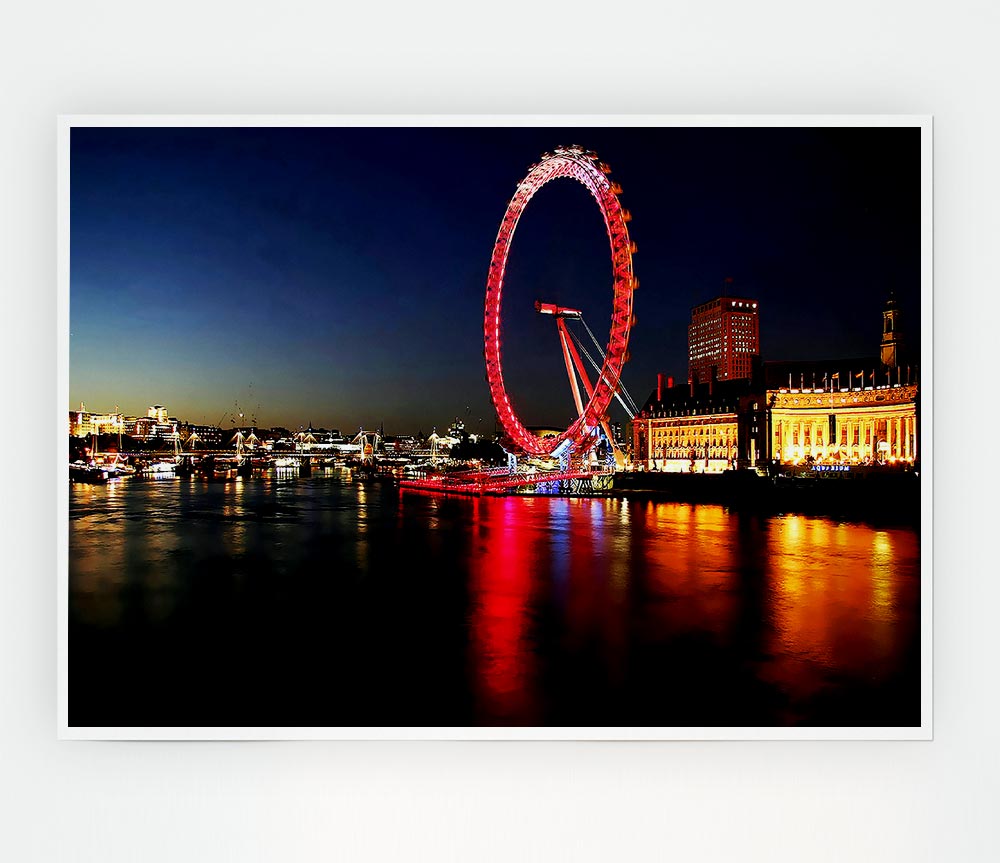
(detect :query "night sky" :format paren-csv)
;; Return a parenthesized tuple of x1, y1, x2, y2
(70, 125, 921, 434)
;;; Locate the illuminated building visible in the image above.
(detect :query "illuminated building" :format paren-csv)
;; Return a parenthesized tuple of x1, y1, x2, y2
(632, 373, 764, 472)
(688, 292, 760, 384)
(69, 411, 88, 437)
(634, 293, 919, 471)
(765, 361, 918, 464)
(68, 405, 124, 437)
(68, 402, 223, 447)
(129, 415, 177, 441)
(764, 292, 918, 465)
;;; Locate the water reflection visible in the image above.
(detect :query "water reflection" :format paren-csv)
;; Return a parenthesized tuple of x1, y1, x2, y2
(69, 476, 921, 726)
(468, 497, 541, 724)
(638, 502, 742, 646)
(761, 517, 918, 716)
(70, 484, 129, 627)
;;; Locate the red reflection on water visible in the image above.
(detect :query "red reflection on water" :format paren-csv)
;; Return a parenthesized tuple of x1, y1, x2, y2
(467, 497, 541, 724)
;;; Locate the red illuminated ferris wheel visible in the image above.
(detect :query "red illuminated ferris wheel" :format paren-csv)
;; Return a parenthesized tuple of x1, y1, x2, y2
(483, 145, 637, 457)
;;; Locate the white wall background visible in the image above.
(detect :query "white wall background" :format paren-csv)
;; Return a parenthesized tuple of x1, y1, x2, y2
(2, 2, 997, 860)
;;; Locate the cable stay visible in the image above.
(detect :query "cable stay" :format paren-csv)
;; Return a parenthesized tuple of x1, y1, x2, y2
(566, 318, 641, 418)
(577, 316, 641, 416)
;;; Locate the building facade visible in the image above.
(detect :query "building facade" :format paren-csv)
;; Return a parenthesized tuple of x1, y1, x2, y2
(632, 370, 918, 472)
(688, 295, 760, 384)
(634, 293, 919, 471)
(632, 374, 764, 473)
(768, 380, 918, 465)
(126, 415, 178, 441)
(68, 407, 125, 437)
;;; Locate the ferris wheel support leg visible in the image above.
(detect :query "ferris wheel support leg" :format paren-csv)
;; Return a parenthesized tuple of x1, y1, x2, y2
(560, 320, 623, 467)
(557, 319, 586, 418)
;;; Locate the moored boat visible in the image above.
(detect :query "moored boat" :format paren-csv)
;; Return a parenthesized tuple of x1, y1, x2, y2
(141, 460, 177, 476)
(69, 460, 110, 484)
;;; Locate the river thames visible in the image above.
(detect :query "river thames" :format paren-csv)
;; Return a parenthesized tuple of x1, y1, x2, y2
(68, 470, 921, 728)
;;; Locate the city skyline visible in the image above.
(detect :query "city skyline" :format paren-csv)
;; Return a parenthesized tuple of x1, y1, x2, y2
(70, 126, 921, 431)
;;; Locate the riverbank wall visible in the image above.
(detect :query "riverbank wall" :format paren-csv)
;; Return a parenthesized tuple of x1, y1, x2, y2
(612, 468, 921, 526)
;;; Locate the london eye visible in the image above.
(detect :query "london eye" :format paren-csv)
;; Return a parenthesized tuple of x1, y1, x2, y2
(483, 145, 639, 460)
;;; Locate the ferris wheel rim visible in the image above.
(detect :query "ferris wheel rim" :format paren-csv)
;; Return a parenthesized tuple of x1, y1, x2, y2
(483, 146, 636, 457)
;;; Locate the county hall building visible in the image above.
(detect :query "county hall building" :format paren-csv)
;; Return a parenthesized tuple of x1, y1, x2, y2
(632, 292, 919, 471)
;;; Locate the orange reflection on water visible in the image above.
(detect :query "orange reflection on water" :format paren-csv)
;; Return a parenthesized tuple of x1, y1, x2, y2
(70, 485, 129, 627)
(637, 502, 742, 646)
(761, 516, 919, 705)
(71, 481, 185, 626)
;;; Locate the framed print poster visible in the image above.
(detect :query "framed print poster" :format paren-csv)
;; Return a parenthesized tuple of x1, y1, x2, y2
(58, 115, 932, 740)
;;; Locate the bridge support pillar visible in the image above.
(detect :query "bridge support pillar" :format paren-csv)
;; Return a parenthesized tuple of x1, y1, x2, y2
(506, 450, 517, 475)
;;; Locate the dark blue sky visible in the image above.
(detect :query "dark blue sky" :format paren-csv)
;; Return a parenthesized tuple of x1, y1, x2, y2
(70, 125, 921, 434)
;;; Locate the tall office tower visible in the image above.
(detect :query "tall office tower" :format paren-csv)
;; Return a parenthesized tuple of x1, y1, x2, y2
(688, 295, 760, 383)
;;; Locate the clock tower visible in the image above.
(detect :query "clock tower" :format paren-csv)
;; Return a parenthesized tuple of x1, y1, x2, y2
(880, 292, 902, 368)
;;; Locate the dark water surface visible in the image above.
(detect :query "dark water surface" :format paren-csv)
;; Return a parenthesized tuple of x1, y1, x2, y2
(69, 471, 921, 727)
